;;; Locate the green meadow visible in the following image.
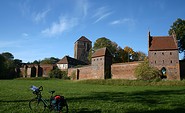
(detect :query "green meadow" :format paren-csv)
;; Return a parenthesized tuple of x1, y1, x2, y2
(1, 79, 185, 113)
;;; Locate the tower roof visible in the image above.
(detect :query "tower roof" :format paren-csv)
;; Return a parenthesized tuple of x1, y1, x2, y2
(92, 47, 112, 58)
(76, 36, 91, 43)
(149, 35, 178, 51)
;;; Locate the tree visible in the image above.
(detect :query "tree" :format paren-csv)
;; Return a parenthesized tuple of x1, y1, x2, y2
(0, 54, 6, 79)
(90, 37, 120, 63)
(48, 68, 68, 79)
(169, 18, 185, 58)
(132, 51, 147, 61)
(93, 37, 117, 53)
(134, 59, 161, 80)
(1, 52, 14, 60)
(0, 52, 17, 79)
(40, 57, 60, 64)
(123, 46, 135, 62)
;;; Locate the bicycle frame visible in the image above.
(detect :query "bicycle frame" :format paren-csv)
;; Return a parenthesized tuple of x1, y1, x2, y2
(29, 86, 68, 113)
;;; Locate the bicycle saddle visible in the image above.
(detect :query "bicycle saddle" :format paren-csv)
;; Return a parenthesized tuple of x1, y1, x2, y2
(49, 90, 55, 94)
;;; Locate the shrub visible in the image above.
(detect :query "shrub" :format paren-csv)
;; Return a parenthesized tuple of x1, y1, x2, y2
(48, 68, 69, 79)
(134, 59, 161, 80)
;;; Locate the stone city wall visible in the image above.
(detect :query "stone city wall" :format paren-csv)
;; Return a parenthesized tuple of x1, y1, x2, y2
(111, 62, 141, 80)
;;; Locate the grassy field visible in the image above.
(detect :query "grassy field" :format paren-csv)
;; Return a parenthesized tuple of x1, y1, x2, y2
(1, 79, 185, 113)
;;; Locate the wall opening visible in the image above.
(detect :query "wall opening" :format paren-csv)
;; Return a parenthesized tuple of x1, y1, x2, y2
(31, 66, 36, 77)
(161, 67, 167, 79)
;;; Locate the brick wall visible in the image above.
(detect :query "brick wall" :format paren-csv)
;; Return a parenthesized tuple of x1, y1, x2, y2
(68, 61, 140, 80)
(149, 50, 180, 80)
(111, 62, 140, 80)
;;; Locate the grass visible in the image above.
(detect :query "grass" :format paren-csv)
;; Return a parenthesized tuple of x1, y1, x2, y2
(1, 79, 185, 113)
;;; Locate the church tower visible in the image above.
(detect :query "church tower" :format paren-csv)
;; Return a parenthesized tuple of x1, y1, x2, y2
(74, 36, 92, 64)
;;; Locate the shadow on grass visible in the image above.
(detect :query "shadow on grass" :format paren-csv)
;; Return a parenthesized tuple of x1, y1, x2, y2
(0, 99, 30, 103)
(68, 89, 185, 113)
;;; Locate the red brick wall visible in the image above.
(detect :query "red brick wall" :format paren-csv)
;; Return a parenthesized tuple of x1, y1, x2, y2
(111, 62, 140, 80)
(149, 50, 180, 80)
(68, 62, 140, 80)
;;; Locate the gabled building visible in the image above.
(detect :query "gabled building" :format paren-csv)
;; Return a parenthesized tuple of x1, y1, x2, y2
(57, 55, 87, 70)
(91, 47, 112, 79)
(74, 36, 92, 64)
(148, 32, 180, 80)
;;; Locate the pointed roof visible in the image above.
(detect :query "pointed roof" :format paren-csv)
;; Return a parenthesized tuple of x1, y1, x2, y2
(149, 35, 178, 51)
(76, 36, 91, 43)
(92, 47, 112, 58)
(57, 56, 87, 65)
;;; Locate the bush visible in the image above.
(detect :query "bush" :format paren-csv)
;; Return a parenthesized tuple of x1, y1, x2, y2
(134, 59, 161, 80)
(48, 68, 69, 79)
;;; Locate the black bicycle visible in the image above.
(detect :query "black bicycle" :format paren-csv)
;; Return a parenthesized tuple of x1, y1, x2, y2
(29, 86, 68, 113)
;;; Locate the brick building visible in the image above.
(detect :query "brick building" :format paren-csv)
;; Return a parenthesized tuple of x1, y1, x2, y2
(68, 47, 112, 80)
(148, 32, 180, 80)
(74, 36, 92, 64)
(57, 55, 87, 70)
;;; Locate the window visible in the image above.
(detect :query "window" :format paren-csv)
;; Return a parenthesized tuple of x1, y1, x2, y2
(170, 52, 172, 55)
(154, 53, 156, 55)
(155, 61, 156, 64)
(100, 58, 102, 60)
(162, 52, 164, 55)
(163, 60, 164, 64)
(171, 60, 173, 63)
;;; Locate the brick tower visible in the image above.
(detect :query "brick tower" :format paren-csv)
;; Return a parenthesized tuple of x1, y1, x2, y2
(74, 36, 92, 64)
(148, 31, 180, 80)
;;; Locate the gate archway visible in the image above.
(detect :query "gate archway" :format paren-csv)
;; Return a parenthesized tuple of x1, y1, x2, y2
(161, 67, 167, 79)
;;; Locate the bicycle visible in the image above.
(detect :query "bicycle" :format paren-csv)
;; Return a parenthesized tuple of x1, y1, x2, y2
(29, 85, 68, 113)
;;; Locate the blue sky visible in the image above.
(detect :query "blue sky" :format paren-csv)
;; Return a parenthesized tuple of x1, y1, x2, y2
(0, 0, 185, 62)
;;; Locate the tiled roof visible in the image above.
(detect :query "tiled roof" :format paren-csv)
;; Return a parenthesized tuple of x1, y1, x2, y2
(149, 36, 178, 51)
(92, 47, 112, 58)
(77, 36, 91, 42)
(57, 56, 87, 65)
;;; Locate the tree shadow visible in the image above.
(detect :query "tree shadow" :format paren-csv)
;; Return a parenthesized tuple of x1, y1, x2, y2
(67, 88, 185, 113)
(0, 99, 30, 103)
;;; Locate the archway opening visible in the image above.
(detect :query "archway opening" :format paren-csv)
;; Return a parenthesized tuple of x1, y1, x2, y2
(161, 67, 167, 79)
(31, 67, 36, 77)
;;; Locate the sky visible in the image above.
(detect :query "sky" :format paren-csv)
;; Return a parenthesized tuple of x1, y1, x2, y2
(0, 0, 185, 62)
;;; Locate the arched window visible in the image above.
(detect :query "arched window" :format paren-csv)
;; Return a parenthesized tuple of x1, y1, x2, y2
(161, 67, 167, 79)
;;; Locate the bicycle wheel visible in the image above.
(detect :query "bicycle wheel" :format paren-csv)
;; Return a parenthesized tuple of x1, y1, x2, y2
(60, 100, 68, 113)
(29, 98, 46, 112)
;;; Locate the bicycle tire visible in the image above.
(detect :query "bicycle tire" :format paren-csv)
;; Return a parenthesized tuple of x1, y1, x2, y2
(60, 100, 68, 113)
(29, 98, 46, 112)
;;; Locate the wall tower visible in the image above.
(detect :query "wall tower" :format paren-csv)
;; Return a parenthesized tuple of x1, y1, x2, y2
(74, 36, 92, 64)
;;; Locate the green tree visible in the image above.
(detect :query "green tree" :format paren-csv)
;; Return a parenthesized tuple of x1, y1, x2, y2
(40, 57, 60, 64)
(48, 68, 68, 79)
(1, 52, 14, 60)
(0, 54, 6, 79)
(123, 46, 135, 62)
(132, 51, 147, 61)
(90, 37, 120, 63)
(0, 52, 17, 79)
(134, 59, 161, 80)
(169, 18, 185, 58)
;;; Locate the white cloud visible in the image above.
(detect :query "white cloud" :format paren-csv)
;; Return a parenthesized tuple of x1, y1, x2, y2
(41, 17, 78, 37)
(75, 0, 89, 18)
(93, 7, 112, 24)
(110, 18, 133, 25)
(22, 33, 29, 37)
(33, 9, 50, 23)
(110, 18, 136, 31)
